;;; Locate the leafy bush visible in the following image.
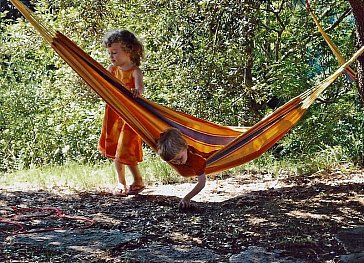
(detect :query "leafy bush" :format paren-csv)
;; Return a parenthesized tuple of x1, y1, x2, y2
(0, 8, 104, 171)
(0, 0, 362, 174)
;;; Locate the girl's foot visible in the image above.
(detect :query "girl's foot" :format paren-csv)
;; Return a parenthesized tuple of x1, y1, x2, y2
(113, 184, 128, 197)
(128, 184, 145, 195)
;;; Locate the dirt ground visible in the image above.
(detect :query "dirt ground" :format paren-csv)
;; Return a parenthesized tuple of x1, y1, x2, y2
(1, 168, 363, 262)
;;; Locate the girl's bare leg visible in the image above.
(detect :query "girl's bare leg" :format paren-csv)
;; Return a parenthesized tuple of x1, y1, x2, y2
(128, 165, 144, 190)
(114, 160, 128, 194)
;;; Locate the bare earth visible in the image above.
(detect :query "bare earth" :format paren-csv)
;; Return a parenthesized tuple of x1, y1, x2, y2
(1, 168, 363, 262)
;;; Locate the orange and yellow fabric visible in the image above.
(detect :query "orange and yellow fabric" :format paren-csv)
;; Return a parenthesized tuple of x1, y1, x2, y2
(98, 66, 143, 165)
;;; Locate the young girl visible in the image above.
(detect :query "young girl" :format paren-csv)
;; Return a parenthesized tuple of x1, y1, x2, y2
(98, 29, 145, 196)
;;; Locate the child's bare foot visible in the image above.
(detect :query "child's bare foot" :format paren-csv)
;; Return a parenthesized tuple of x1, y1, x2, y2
(113, 184, 128, 197)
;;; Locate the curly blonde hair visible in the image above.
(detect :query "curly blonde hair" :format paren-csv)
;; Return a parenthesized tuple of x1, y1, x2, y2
(102, 29, 144, 66)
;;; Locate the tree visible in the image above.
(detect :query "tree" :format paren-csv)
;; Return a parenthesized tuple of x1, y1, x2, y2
(0, 0, 33, 20)
(1, 0, 363, 171)
(348, 0, 364, 103)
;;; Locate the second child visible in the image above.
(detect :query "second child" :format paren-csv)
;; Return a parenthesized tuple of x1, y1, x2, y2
(157, 128, 207, 208)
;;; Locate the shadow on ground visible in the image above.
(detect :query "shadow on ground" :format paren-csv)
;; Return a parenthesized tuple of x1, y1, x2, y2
(1, 171, 363, 262)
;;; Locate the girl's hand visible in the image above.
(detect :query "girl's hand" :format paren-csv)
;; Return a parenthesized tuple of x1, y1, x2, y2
(131, 88, 142, 98)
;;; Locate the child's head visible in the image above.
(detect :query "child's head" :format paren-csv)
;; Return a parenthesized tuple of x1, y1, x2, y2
(102, 29, 144, 66)
(157, 128, 188, 165)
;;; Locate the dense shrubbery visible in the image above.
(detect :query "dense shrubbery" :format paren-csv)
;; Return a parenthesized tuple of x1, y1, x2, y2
(0, 0, 362, 172)
(0, 8, 105, 171)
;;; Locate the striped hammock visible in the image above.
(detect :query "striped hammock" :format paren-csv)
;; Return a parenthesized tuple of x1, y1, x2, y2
(9, 0, 364, 175)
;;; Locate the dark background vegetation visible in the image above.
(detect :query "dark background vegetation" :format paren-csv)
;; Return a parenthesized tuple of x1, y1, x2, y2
(1, 0, 363, 172)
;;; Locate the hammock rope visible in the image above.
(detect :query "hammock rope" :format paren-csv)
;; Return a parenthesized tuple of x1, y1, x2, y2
(0, 207, 95, 234)
(305, 0, 357, 82)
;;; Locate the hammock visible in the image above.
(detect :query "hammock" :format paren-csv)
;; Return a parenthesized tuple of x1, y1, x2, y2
(9, 0, 364, 175)
(306, 0, 357, 82)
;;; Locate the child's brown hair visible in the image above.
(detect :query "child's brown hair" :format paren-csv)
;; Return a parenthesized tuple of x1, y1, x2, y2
(102, 29, 144, 66)
(157, 128, 188, 162)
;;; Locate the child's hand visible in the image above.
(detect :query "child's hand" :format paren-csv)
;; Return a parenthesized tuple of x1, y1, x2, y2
(179, 198, 191, 209)
(131, 88, 142, 98)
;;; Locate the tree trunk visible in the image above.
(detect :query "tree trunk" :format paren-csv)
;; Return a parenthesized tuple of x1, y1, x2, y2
(348, 0, 364, 103)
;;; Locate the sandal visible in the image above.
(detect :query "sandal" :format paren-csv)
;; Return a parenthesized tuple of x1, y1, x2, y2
(128, 185, 145, 195)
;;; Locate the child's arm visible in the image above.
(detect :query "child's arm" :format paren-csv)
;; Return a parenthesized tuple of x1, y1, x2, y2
(132, 67, 144, 97)
(179, 173, 206, 209)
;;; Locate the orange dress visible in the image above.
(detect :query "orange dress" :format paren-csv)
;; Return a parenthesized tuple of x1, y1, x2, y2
(98, 66, 143, 165)
(172, 147, 206, 177)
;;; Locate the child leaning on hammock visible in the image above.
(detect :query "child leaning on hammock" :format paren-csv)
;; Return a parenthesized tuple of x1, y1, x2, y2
(98, 29, 145, 196)
(157, 128, 207, 208)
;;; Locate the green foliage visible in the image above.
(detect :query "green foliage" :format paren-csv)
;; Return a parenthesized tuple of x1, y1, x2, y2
(122, 0, 280, 130)
(0, 0, 363, 174)
(0, 7, 104, 171)
(283, 92, 364, 165)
